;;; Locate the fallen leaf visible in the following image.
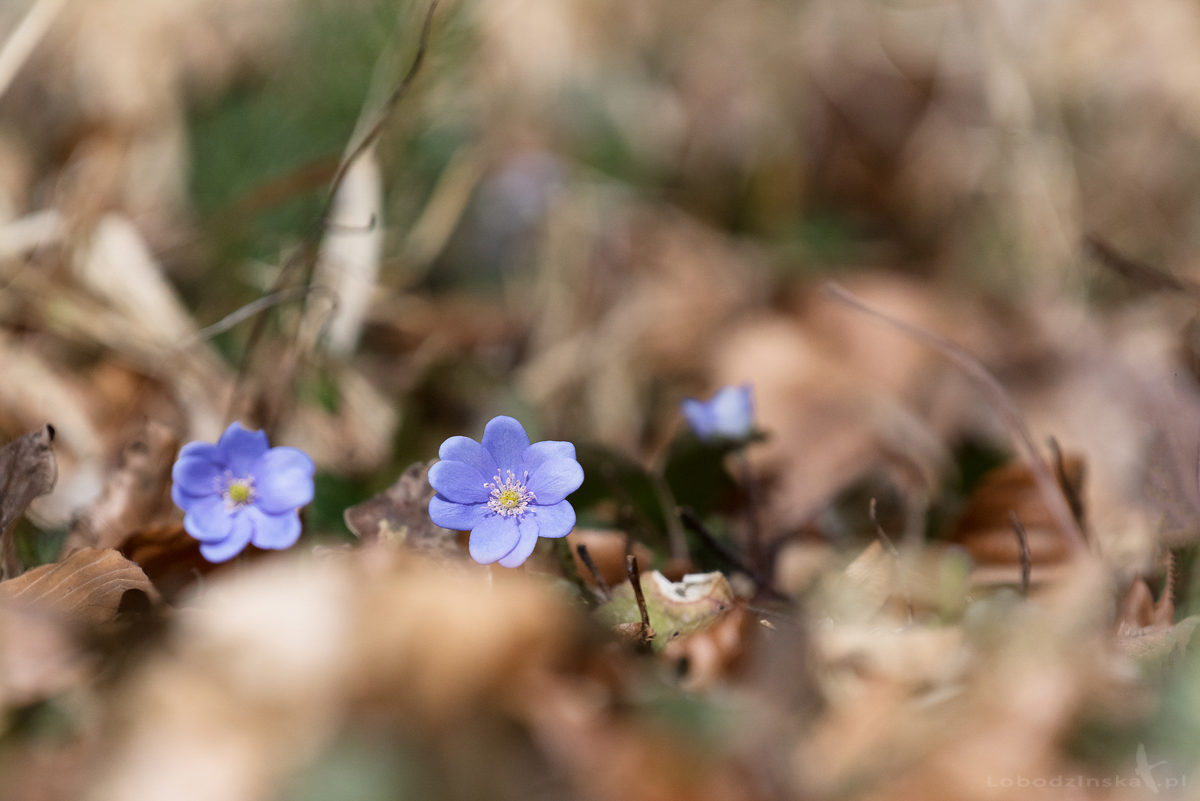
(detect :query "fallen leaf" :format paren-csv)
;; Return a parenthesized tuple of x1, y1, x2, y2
(62, 420, 179, 555)
(0, 425, 58, 579)
(598, 570, 734, 651)
(343, 462, 459, 553)
(118, 523, 215, 604)
(0, 547, 157, 626)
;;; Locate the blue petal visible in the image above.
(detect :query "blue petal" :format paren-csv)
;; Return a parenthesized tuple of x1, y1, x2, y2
(522, 441, 576, 473)
(199, 511, 254, 563)
(217, 422, 270, 476)
(178, 441, 221, 463)
(183, 494, 233, 543)
(497, 515, 540, 568)
(172, 452, 223, 497)
(530, 500, 575, 539)
(468, 514, 521, 564)
(710, 385, 754, 438)
(171, 482, 205, 511)
(247, 506, 302, 550)
(681, 398, 716, 439)
(429, 495, 487, 531)
(252, 447, 315, 514)
(428, 460, 488, 504)
(526, 458, 584, 505)
(439, 436, 497, 482)
(481, 416, 531, 473)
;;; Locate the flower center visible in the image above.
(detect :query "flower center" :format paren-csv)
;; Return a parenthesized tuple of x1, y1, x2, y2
(485, 470, 535, 517)
(223, 474, 256, 508)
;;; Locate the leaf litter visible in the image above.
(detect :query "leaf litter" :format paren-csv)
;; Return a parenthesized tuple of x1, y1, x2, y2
(3, 0, 1200, 799)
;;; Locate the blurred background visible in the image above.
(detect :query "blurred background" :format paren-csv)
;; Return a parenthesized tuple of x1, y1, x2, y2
(4, 0, 1200, 798)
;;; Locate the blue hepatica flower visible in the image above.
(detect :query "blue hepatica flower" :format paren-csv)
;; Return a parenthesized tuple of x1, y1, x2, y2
(171, 422, 315, 563)
(428, 416, 583, 567)
(681, 384, 755, 442)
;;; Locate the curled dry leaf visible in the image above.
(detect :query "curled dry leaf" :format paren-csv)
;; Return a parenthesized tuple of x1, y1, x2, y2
(342, 461, 459, 553)
(0, 424, 58, 579)
(0, 547, 157, 627)
(598, 570, 734, 651)
(118, 523, 214, 604)
(63, 420, 179, 555)
(950, 455, 1086, 587)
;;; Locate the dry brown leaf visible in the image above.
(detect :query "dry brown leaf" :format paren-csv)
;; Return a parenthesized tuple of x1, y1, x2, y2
(63, 420, 178, 555)
(566, 529, 652, 589)
(343, 461, 459, 554)
(118, 523, 214, 604)
(0, 547, 157, 626)
(0, 424, 57, 579)
(950, 456, 1086, 589)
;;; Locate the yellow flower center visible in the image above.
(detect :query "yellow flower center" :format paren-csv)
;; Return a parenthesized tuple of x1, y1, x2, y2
(495, 487, 522, 509)
(486, 470, 535, 518)
(224, 476, 255, 507)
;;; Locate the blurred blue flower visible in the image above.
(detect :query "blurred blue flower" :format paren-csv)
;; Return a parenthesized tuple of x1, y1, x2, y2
(171, 422, 315, 563)
(681, 385, 755, 442)
(428, 416, 583, 567)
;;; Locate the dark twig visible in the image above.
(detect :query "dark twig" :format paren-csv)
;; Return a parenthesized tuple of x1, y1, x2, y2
(824, 282, 1087, 554)
(576, 544, 611, 600)
(679, 507, 788, 601)
(1009, 511, 1032, 597)
(736, 450, 764, 570)
(870, 498, 913, 623)
(1083, 235, 1200, 299)
(626, 554, 655, 650)
(1047, 437, 1086, 530)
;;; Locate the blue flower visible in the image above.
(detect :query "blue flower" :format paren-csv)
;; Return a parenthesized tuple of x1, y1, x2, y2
(428, 416, 583, 567)
(171, 422, 315, 563)
(681, 384, 755, 442)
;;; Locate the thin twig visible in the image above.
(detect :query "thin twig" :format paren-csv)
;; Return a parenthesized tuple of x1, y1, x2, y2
(736, 449, 764, 570)
(823, 282, 1087, 554)
(1009, 511, 1032, 597)
(870, 498, 913, 623)
(181, 286, 329, 346)
(678, 507, 787, 600)
(1083, 235, 1200, 299)
(576, 543, 611, 600)
(626, 554, 655, 650)
(1047, 437, 1085, 529)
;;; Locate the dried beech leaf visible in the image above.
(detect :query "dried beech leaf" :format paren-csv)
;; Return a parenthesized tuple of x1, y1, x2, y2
(118, 523, 215, 604)
(343, 462, 458, 552)
(0, 425, 58, 579)
(0, 547, 157, 626)
(598, 571, 734, 651)
(63, 421, 179, 555)
(949, 455, 1086, 586)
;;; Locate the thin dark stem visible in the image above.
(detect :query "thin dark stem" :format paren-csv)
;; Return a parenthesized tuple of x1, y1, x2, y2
(823, 282, 1087, 554)
(576, 543, 611, 600)
(736, 449, 763, 570)
(626, 554, 654, 649)
(1047, 437, 1085, 529)
(1009, 511, 1032, 597)
(678, 507, 787, 601)
(870, 498, 912, 623)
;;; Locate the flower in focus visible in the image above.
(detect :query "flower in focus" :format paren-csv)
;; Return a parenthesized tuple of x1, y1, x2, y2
(171, 422, 315, 563)
(681, 384, 755, 442)
(428, 416, 583, 567)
